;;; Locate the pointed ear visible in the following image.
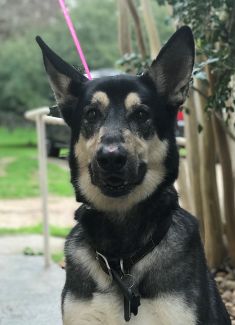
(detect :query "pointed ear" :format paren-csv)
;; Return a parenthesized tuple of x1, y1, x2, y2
(36, 36, 88, 104)
(145, 26, 195, 107)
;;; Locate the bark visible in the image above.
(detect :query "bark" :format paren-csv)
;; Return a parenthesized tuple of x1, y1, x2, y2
(177, 157, 192, 213)
(212, 114, 235, 266)
(184, 93, 204, 240)
(206, 60, 235, 266)
(194, 78, 224, 268)
(117, 0, 132, 55)
(126, 0, 147, 58)
(140, 0, 161, 59)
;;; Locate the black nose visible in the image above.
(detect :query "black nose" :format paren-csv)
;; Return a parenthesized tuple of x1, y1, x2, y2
(96, 145, 127, 171)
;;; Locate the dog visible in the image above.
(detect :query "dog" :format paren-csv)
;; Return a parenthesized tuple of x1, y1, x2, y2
(36, 26, 231, 324)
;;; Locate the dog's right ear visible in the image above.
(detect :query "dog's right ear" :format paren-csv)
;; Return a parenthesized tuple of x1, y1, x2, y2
(36, 36, 88, 125)
(144, 26, 195, 107)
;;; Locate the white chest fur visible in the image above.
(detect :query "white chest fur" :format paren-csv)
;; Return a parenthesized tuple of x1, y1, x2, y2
(63, 292, 196, 325)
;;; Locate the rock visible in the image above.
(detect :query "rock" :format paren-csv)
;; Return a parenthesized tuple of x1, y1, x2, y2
(222, 291, 232, 301)
(215, 276, 224, 283)
(230, 306, 235, 318)
(225, 280, 235, 290)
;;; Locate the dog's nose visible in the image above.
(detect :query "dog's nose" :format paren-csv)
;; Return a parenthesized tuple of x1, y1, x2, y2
(96, 145, 127, 171)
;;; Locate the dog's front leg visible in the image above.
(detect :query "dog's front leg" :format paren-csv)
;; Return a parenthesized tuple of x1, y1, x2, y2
(63, 293, 121, 325)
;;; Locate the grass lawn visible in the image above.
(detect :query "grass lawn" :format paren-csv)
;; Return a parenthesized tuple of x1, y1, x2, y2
(0, 127, 73, 198)
(0, 223, 71, 237)
(0, 127, 37, 147)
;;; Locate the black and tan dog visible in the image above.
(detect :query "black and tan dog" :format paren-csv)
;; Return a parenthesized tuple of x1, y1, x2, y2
(37, 27, 231, 324)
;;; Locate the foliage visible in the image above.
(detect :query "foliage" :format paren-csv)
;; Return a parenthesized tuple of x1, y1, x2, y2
(0, 0, 119, 126)
(117, 53, 151, 74)
(157, 0, 235, 125)
(117, 1, 174, 74)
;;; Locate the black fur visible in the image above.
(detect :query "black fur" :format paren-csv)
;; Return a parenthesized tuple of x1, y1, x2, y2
(37, 26, 231, 324)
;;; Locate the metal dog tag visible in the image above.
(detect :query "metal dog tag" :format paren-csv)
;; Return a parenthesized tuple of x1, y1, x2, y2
(124, 295, 131, 321)
(122, 274, 140, 321)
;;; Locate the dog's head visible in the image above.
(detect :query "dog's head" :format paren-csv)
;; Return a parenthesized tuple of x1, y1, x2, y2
(37, 26, 194, 212)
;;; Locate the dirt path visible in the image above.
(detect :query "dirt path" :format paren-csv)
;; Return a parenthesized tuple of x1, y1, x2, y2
(0, 196, 79, 228)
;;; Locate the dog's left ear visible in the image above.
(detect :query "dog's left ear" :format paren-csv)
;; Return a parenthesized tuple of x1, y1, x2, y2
(145, 26, 195, 107)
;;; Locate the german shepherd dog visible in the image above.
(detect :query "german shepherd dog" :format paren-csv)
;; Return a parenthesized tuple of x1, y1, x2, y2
(36, 27, 231, 324)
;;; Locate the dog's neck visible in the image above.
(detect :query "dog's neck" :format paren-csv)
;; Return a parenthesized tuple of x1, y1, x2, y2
(77, 185, 178, 259)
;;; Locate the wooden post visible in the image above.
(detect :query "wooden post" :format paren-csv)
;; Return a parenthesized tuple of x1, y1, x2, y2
(36, 115, 50, 268)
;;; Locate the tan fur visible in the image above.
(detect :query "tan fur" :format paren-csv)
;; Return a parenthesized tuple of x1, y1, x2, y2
(63, 292, 196, 325)
(124, 92, 141, 111)
(91, 91, 110, 109)
(74, 129, 168, 213)
(67, 245, 112, 291)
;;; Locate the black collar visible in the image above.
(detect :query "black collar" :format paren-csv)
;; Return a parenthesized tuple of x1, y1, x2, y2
(75, 202, 173, 275)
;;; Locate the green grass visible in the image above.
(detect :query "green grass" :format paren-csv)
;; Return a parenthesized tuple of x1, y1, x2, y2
(0, 223, 71, 237)
(0, 127, 37, 147)
(179, 147, 187, 157)
(0, 127, 73, 198)
(21, 247, 64, 264)
(51, 251, 64, 263)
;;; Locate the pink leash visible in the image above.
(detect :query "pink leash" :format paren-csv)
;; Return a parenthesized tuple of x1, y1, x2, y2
(58, 0, 92, 80)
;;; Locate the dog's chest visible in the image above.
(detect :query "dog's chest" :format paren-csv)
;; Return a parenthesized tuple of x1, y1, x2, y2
(63, 292, 196, 325)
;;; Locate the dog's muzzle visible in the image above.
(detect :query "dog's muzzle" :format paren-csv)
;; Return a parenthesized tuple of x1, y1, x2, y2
(90, 144, 146, 197)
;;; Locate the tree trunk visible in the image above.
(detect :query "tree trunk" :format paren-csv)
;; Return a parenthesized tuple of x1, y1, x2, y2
(206, 56, 235, 267)
(117, 0, 132, 55)
(126, 0, 147, 59)
(194, 79, 224, 268)
(140, 0, 161, 59)
(177, 157, 192, 212)
(212, 114, 235, 266)
(184, 92, 204, 240)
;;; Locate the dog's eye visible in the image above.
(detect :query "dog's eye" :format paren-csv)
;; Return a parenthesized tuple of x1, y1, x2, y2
(132, 109, 149, 123)
(85, 108, 100, 122)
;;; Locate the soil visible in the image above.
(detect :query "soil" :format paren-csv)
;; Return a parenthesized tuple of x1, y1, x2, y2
(0, 196, 79, 228)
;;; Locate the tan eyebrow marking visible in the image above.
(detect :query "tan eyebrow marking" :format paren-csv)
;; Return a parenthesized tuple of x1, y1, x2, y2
(125, 92, 141, 111)
(91, 91, 110, 108)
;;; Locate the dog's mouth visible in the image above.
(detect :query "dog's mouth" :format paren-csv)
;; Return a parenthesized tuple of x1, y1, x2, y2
(89, 162, 147, 197)
(101, 177, 131, 197)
